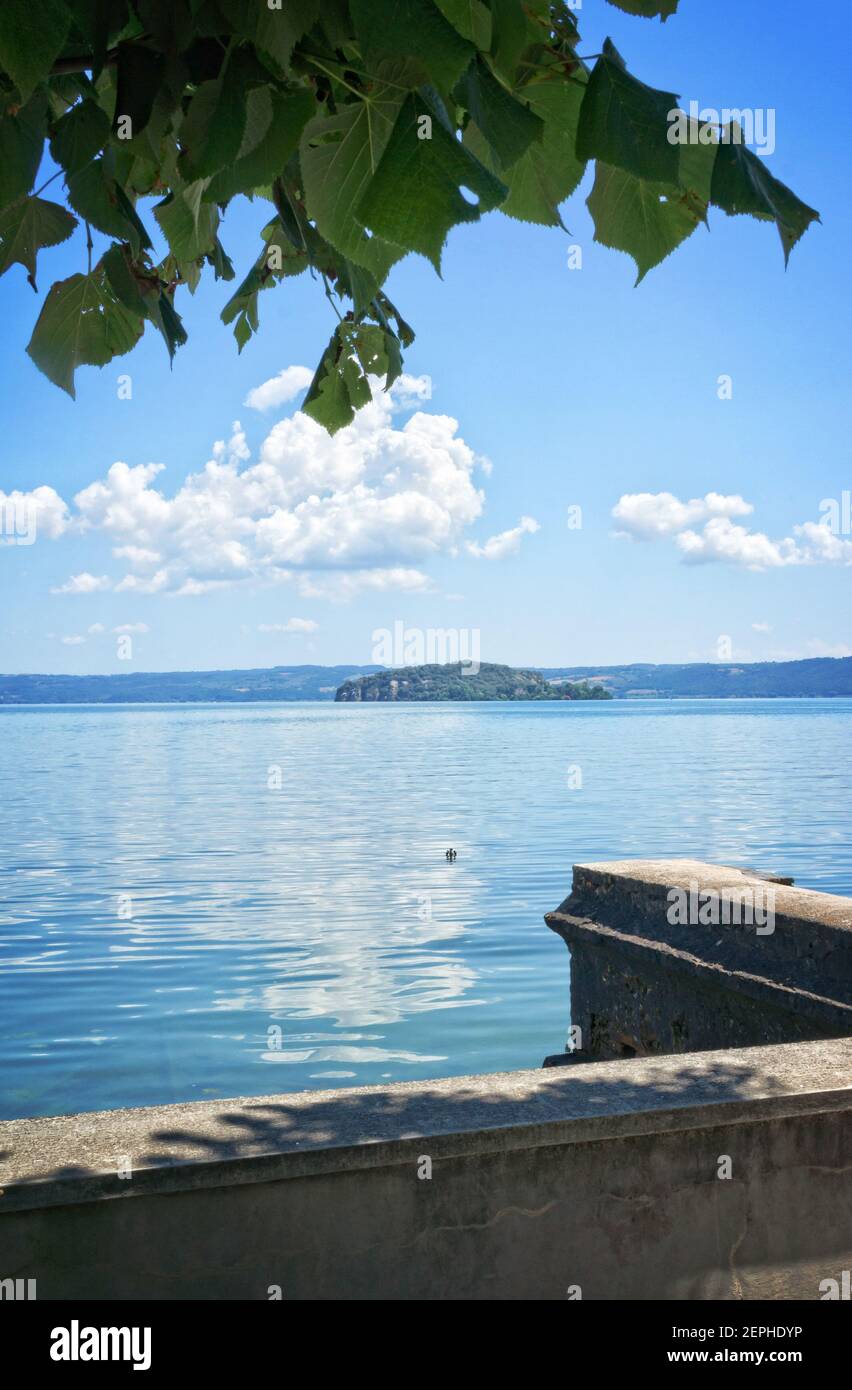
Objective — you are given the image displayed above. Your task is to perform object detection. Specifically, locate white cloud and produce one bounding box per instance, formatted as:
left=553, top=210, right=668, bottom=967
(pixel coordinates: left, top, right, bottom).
left=112, top=545, right=162, bottom=567
left=87, top=623, right=106, bottom=635
left=388, top=373, right=433, bottom=407
left=113, top=623, right=149, bottom=634
left=44, top=375, right=488, bottom=601
left=296, top=567, right=433, bottom=601
left=0, top=486, right=71, bottom=539
left=115, top=570, right=170, bottom=595
left=61, top=635, right=86, bottom=645
left=466, top=515, right=540, bottom=560
left=244, top=365, right=314, bottom=412
left=675, top=517, right=799, bottom=568
left=613, top=492, right=852, bottom=572
left=793, top=521, right=852, bottom=564
left=51, top=572, right=112, bottom=595
left=752, top=622, right=772, bottom=632
left=258, top=619, right=319, bottom=634
left=75, top=462, right=171, bottom=535
left=612, top=491, right=752, bottom=540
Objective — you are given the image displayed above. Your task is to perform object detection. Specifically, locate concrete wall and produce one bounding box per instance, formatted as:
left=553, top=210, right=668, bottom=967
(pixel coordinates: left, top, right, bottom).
left=546, top=860, right=852, bottom=1063
left=1, top=1039, right=851, bottom=1300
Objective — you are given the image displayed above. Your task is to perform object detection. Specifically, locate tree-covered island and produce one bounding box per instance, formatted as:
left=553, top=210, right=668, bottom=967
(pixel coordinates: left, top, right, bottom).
left=334, top=662, right=612, bottom=701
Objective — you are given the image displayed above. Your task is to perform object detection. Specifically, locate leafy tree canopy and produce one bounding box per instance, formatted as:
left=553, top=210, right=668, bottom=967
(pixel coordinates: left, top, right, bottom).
left=0, top=0, right=819, bottom=429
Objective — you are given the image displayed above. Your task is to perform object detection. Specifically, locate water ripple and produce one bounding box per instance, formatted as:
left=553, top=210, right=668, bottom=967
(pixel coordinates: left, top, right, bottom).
left=0, top=699, right=849, bottom=1118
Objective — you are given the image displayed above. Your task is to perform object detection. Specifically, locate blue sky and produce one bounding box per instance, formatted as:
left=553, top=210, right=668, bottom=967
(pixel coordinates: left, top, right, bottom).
left=1, top=0, right=850, bottom=675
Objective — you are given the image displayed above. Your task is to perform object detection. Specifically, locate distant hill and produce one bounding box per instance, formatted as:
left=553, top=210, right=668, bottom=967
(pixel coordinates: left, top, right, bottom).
left=0, top=665, right=380, bottom=705
left=0, top=656, right=849, bottom=704
left=335, top=663, right=611, bottom=702
left=538, top=657, right=852, bottom=699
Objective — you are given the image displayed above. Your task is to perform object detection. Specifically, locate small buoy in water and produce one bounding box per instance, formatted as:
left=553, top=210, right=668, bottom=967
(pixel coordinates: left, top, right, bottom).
left=445, top=848, right=457, bottom=861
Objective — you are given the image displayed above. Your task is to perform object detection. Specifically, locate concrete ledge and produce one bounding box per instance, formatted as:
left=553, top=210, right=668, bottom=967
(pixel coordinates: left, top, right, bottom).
left=2, top=1039, right=851, bottom=1213
left=546, top=860, right=852, bottom=1061
left=568, top=860, right=852, bottom=933
left=2, top=1039, right=851, bottom=1299
left=548, top=911, right=852, bottom=1033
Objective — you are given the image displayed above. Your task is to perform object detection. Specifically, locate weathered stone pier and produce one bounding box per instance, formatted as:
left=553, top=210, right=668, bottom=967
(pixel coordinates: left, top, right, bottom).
left=545, top=859, right=852, bottom=1064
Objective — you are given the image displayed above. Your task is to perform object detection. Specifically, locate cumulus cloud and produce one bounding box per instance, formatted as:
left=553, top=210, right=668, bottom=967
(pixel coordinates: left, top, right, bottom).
left=60, top=635, right=86, bottom=645
left=752, top=622, right=772, bottom=632
left=114, top=623, right=149, bottom=634
left=244, top=365, right=314, bottom=412
left=674, top=517, right=800, bottom=568
left=466, top=515, right=540, bottom=560
left=388, top=373, right=433, bottom=407
left=613, top=492, right=852, bottom=572
left=41, top=374, right=497, bottom=600
left=0, top=486, right=70, bottom=539
left=258, top=619, right=318, bottom=634
left=51, top=572, right=112, bottom=594
left=612, top=491, right=752, bottom=540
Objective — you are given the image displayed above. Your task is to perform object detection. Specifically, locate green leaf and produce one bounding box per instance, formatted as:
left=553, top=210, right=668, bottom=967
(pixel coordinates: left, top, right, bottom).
left=206, top=235, right=234, bottom=281
left=102, top=238, right=187, bottom=361
left=221, top=216, right=309, bottom=350
left=503, top=79, right=587, bottom=224
left=152, top=290, right=188, bottom=360
left=134, top=0, right=194, bottom=52
left=458, top=56, right=543, bottom=168
left=350, top=0, right=475, bottom=92
left=112, top=183, right=153, bottom=253
left=466, top=75, right=587, bottom=226
left=66, top=158, right=149, bottom=251
left=303, top=325, right=353, bottom=432
left=434, top=0, right=491, bottom=49
left=357, top=92, right=507, bottom=270
left=255, top=0, right=319, bottom=73
left=179, top=58, right=247, bottom=181
left=711, top=131, right=820, bottom=264
left=219, top=0, right=319, bottom=75
left=50, top=98, right=111, bottom=175
left=206, top=86, right=313, bottom=203
left=301, top=79, right=407, bottom=280
left=69, top=0, right=131, bottom=81
left=113, top=43, right=166, bottom=138
left=154, top=180, right=218, bottom=260
left=303, top=321, right=401, bottom=434
left=587, top=161, right=703, bottom=283
left=605, top=0, right=679, bottom=19
left=337, top=258, right=381, bottom=316
left=0, top=195, right=77, bottom=285
left=489, top=0, right=527, bottom=79
left=102, top=240, right=154, bottom=315
left=0, top=0, right=71, bottom=102
left=0, top=91, right=47, bottom=210
left=675, top=118, right=717, bottom=212
left=26, top=262, right=144, bottom=397
left=577, top=40, right=680, bottom=184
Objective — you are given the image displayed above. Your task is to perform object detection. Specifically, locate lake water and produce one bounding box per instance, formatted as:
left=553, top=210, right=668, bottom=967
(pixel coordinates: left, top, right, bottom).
left=1, top=698, right=850, bottom=1120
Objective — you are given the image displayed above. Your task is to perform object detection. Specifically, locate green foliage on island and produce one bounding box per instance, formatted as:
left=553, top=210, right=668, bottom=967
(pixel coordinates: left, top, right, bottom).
left=0, top=1, right=818, bottom=419
left=335, top=662, right=612, bottom=701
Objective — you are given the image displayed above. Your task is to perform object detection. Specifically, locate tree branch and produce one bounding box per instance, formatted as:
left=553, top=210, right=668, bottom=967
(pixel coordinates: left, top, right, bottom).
left=51, top=50, right=119, bottom=75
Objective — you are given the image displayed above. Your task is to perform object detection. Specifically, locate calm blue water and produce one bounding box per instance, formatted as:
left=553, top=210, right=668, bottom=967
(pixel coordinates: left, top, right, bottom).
left=0, top=698, right=850, bottom=1120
